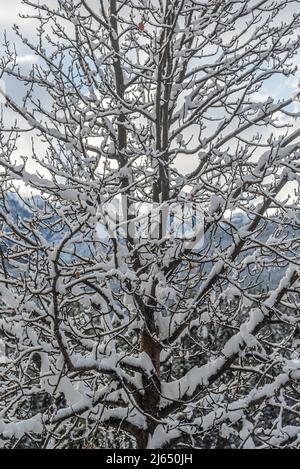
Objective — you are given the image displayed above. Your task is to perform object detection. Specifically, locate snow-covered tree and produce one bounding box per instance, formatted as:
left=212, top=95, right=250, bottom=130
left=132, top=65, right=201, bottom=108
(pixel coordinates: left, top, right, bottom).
left=0, top=0, right=300, bottom=449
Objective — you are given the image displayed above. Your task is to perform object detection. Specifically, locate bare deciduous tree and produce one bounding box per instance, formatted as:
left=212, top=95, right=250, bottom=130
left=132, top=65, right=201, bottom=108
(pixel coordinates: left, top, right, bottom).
left=0, top=0, right=300, bottom=449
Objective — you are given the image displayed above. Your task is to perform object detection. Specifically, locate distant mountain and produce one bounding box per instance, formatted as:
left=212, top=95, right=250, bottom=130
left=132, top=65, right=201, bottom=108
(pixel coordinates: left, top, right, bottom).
left=1, top=193, right=295, bottom=289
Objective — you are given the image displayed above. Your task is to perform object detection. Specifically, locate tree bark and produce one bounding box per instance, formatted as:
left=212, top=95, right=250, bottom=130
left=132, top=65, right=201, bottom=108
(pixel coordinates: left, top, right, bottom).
left=139, top=328, right=161, bottom=448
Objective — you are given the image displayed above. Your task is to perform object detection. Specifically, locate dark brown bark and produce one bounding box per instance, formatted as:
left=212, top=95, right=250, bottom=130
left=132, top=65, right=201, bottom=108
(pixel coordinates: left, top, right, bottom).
left=138, top=327, right=161, bottom=448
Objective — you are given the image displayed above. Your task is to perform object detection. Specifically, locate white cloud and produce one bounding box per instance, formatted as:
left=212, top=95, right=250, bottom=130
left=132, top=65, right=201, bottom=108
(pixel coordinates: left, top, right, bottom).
left=0, top=0, right=35, bottom=29
left=16, top=54, right=39, bottom=65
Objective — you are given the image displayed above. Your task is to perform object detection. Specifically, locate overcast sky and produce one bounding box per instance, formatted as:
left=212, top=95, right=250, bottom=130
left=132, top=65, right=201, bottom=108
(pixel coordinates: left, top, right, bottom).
left=0, top=0, right=299, bottom=188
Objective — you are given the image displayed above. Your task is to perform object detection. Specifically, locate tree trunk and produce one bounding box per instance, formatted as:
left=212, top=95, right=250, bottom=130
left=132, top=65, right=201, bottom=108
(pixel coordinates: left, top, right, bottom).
left=138, top=328, right=161, bottom=448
